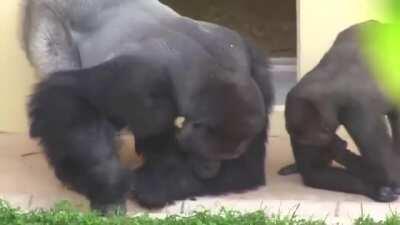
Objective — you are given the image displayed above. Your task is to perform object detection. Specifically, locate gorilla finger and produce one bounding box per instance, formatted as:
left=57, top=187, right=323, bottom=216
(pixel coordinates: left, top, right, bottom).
left=278, top=163, right=298, bottom=176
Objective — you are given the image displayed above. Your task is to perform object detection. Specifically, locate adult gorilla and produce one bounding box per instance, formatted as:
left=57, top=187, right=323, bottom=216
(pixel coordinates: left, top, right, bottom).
left=22, top=0, right=273, bottom=214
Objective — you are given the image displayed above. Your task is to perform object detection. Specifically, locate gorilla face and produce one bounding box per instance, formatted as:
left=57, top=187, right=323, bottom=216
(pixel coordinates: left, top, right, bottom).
left=177, top=120, right=253, bottom=160
left=174, top=75, right=266, bottom=161
left=285, top=97, right=336, bottom=147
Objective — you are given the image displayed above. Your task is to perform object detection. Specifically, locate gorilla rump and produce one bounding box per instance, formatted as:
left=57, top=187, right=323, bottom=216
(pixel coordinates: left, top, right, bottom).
left=24, top=0, right=273, bottom=214
left=281, top=20, right=400, bottom=202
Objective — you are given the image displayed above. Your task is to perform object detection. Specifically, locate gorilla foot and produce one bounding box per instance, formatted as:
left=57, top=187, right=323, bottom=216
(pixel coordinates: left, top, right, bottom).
left=130, top=192, right=172, bottom=209
left=278, top=163, right=298, bottom=176
left=90, top=201, right=127, bottom=216
left=369, top=186, right=398, bottom=202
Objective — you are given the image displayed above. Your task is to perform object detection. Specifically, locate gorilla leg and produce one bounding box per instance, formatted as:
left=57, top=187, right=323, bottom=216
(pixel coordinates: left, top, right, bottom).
left=38, top=119, right=131, bottom=214
left=338, top=107, right=398, bottom=200
left=382, top=111, right=400, bottom=193
left=388, top=111, right=400, bottom=154
left=333, top=145, right=400, bottom=195
left=280, top=133, right=394, bottom=187
left=292, top=141, right=396, bottom=202
left=303, top=169, right=395, bottom=201
left=340, top=107, right=395, bottom=186
left=29, top=84, right=130, bottom=214
left=279, top=134, right=360, bottom=176
left=330, top=135, right=397, bottom=191
left=333, top=145, right=365, bottom=176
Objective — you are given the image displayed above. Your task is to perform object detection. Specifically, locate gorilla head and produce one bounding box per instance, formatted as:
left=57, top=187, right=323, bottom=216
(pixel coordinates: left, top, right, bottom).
left=177, top=80, right=266, bottom=160
left=285, top=96, right=335, bottom=147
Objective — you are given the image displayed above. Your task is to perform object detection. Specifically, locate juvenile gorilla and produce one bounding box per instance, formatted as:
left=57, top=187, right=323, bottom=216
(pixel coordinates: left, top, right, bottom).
left=281, top=20, right=400, bottom=202
left=25, top=0, right=273, bottom=214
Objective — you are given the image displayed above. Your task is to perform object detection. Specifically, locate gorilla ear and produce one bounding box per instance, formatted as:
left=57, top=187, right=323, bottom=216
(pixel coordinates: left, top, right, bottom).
left=174, top=116, right=186, bottom=129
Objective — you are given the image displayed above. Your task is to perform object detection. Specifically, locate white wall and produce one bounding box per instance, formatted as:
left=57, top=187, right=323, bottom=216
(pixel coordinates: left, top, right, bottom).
left=298, top=0, right=386, bottom=77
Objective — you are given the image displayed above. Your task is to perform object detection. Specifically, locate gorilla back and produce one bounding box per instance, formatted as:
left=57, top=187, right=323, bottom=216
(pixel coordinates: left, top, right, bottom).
left=22, top=0, right=271, bottom=160
left=22, top=0, right=181, bottom=74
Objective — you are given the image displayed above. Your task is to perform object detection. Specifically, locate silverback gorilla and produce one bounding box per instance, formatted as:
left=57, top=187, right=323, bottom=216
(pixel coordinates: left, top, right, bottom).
left=23, top=0, right=273, bottom=214
left=281, top=20, right=400, bottom=202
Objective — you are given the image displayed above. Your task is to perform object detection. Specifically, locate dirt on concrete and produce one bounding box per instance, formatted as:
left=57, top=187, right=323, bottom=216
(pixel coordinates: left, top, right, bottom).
left=161, top=0, right=296, bottom=57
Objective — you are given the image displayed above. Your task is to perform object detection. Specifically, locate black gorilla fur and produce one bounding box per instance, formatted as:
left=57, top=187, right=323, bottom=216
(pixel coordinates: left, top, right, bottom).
left=280, top=20, right=400, bottom=202
left=29, top=50, right=272, bottom=212
left=132, top=127, right=267, bottom=209
left=23, top=0, right=273, bottom=214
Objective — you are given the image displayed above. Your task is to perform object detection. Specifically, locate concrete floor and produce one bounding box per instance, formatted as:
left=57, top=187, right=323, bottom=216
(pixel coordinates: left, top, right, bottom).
left=0, top=111, right=399, bottom=225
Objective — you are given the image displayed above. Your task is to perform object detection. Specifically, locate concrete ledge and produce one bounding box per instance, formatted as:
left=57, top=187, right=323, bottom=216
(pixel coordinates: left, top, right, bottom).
left=2, top=192, right=396, bottom=225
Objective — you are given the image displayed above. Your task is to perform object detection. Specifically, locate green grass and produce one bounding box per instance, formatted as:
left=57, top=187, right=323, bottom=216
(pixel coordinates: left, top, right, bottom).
left=0, top=199, right=399, bottom=225
left=355, top=215, right=400, bottom=225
